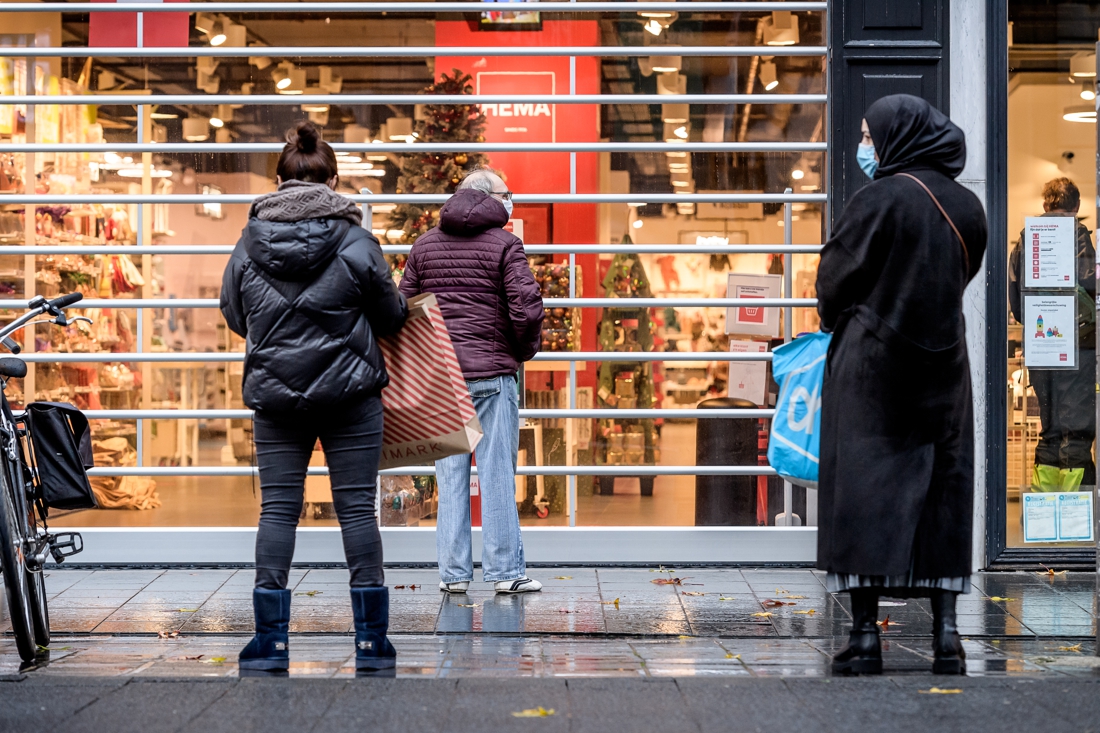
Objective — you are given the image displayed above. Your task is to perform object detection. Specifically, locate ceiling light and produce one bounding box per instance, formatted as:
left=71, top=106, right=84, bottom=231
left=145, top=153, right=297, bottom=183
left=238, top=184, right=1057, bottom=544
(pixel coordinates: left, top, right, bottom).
left=387, top=117, right=414, bottom=141
left=319, top=66, right=343, bottom=94
left=791, top=168, right=805, bottom=180
left=194, top=13, right=216, bottom=34
left=182, top=117, right=210, bottom=142
left=1063, top=105, right=1096, bottom=123
left=764, top=10, right=799, bottom=46
left=662, top=103, right=689, bottom=124
left=1070, top=52, right=1096, bottom=78
left=673, top=126, right=688, bottom=139
left=222, top=21, right=247, bottom=47
left=1081, top=84, right=1096, bottom=101
left=301, top=89, right=330, bottom=113
left=672, top=180, right=690, bottom=187
left=367, top=155, right=389, bottom=162
left=628, top=202, right=646, bottom=207
left=665, top=151, right=687, bottom=158
left=249, top=56, right=273, bottom=70
left=644, top=19, right=663, bottom=36
left=650, top=55, right=682, bottom=74
left=209, top=116, right=224, bottom=128
left=632, top=219, right=644, bottom=229
left=638, top=11, right=674, bottom=19
left=118, top=167, right=173, bottom=179
left=760, top=61, right=779, bottom=91
left=657, top=71, right=686, bottom=96
left=274, top=63, right=305, bottom=95
left=669, top=163, right=689, bottom=171
left=208, top=19, right=227, bottom=46
left=149, top=112, right=178, bottom=120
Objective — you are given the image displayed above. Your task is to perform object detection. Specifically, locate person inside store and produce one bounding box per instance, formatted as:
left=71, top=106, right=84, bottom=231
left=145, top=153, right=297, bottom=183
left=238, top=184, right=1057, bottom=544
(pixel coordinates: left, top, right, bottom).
left=399, top=167, right=545, bottom=595
left=1008, top=177, right=1096, bottom=492
left=220, top=120, right=408, bottom=676
left=815, top=94, right=989, bottom=675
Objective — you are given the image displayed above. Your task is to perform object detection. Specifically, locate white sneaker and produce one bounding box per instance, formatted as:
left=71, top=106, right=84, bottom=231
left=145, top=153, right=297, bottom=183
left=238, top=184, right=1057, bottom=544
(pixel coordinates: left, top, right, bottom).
left=439, top=581, right=469, bottom=593
left=494, top=577, right=543, bottom=594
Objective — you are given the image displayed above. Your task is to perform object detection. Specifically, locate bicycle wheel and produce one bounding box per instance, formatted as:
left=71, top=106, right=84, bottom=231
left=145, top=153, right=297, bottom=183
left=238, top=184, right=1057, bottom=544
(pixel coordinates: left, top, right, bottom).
left=0, top=463, right=36, bottom=662
left=28, top=566, right=49, bottom=648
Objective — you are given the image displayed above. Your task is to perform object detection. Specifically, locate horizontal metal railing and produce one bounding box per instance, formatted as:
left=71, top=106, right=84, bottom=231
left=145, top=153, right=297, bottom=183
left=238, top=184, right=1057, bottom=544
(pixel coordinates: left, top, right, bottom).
left=79, top=409, right=774, bottom=419
left=0, top=244, right=825, bottom=256
left=85, top=465, right=779, bottom=477
left=3, top=93, right=825, bottom=106
left=16, top=351, right=777, bottom=363
left=0, top=193, right=827, bottom=205
left=4, top=45, right=826, bottom=59
left=0, top=2, right=828, bottom=14
left=0, top=142, right=828, bottom=154
left=0, top=297, right=815, bottom=308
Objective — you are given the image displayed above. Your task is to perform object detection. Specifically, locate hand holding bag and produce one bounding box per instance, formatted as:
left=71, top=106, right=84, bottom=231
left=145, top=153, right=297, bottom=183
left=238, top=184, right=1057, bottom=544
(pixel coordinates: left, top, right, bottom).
left=378, top=293, right=483, bottom=468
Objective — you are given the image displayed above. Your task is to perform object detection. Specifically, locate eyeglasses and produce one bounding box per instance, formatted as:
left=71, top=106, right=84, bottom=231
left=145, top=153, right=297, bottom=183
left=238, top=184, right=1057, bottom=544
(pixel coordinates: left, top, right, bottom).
left=491, top=190, right=514, bottom=202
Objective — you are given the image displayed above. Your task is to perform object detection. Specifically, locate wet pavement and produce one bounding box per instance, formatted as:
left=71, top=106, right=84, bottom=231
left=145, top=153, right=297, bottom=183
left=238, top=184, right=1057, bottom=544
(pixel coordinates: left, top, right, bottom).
left=1, top=567, right=1097, bottom=679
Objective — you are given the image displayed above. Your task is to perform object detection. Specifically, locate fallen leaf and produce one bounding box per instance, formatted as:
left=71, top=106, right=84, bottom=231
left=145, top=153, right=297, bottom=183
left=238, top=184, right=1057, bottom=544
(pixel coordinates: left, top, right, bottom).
left=393, top=585, right=422, bottom=590
left=457, top=603, right=479, bottom=608
left=990, top=597, right=1016, bottom=602
left=681, top=591, right=705, bottom=597
left=408, top=584, right=421, bottom=590
left=202, top=656, right=227, bottom=665
left=36, top=645, right=71, bottom=652
left=652, top=577, right=689, bottom=586
left=751, top=612, right=774, bottom=618
left=779, top=594, right=807, bottom=600
left=157, top=631, right=180, bottom=639
left=774, top=588, right=788, bottom=594
left=718, top=596, right=738, bottom=601
left=552, top=576, right=573, bottom=580
left=512, top=707, right=555, bottom=718
left=879, top=601, right=907, bottom=607
left=920, top=688, right=962, bottom=695
left=725, top=653, right=741, bottom=660
left=677, top=635, right=694, bottom=639
left=558, top=608, right=576, bottom=614
left=295, top=590, right=323, bottom=597
left=761, top=599, right=796, bottom=608
left=649, top=566, right=668, bottom=573
left=877, top=615, right=902, bottom=630
left=1057, top=644, right=1083, bottom=653
left=178, top=654, right=204, bottom=661
left=793, top=609, right=817, bottom=616
left=394, top=585, right=406, bottom=589
left=177, top=608, right=199, bottom=613
left=1039, top=564, right=1067, bottom=578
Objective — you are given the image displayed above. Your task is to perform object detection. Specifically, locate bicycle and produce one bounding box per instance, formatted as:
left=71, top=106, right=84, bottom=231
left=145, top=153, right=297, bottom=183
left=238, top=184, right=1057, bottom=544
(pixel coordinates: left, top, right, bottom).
left=0, top=293, right=91, bottom=663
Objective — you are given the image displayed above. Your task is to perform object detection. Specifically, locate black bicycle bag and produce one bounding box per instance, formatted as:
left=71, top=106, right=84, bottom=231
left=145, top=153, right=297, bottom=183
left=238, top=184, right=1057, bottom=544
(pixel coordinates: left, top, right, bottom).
left=24, top=402, right=97, bottom=511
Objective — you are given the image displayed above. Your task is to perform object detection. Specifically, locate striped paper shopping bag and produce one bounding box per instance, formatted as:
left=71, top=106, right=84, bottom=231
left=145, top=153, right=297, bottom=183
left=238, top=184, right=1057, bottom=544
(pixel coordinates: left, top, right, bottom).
left=377, top=293, right=483, bottom=468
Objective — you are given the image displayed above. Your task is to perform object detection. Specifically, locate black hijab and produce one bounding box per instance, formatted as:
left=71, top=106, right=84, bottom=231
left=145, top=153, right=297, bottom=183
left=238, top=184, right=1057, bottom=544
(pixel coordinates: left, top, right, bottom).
left=865, top=94, right=966, bottom=180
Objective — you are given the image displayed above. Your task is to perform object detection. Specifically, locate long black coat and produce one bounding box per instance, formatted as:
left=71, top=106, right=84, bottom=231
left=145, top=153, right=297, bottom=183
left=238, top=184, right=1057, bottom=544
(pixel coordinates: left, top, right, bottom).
left=815, top=169, right=988, bottom=579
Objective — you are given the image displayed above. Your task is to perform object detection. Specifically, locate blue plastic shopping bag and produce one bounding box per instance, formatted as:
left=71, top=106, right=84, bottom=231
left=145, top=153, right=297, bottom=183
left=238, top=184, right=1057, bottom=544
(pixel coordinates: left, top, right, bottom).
left=767, top=331, right=831, bottom=488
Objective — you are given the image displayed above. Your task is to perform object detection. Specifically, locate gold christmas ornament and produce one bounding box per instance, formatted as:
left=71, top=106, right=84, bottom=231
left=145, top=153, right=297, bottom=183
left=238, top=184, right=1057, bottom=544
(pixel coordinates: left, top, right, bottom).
left=454, top=153, right=468, bottom=165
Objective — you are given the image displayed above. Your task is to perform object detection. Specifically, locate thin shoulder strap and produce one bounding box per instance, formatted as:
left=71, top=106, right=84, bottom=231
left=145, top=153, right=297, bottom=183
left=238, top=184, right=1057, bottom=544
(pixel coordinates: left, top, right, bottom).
left=895, top=172, right=970, bottom=274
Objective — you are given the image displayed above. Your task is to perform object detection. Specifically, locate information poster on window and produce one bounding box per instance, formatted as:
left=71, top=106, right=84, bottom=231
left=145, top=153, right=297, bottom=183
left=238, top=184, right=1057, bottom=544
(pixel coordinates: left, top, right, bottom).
left=1024, top=216, right=1076, bottom=288
left=1023, top=492, right=1095, bottom=543
left=726, top=273, right=782, bottom=337
left=1023, top=295, right=1077, bottom=368
left=727, top=340, right=769, bottom=407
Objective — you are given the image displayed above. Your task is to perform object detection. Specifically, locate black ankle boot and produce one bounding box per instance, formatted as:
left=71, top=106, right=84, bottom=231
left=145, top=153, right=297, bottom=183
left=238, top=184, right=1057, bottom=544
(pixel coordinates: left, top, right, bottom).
left=931, top=590, right=966, bottom=675
left=350, top=587, right=397, bottom=678
left=832, top=589, right=883, bottom=675
left=238, top=589, right=291, bottom=676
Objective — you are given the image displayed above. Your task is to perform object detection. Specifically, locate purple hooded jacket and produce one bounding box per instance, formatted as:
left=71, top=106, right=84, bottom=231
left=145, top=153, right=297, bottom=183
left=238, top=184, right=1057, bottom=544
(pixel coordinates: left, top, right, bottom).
left=399, top=189, right=544, bottom=380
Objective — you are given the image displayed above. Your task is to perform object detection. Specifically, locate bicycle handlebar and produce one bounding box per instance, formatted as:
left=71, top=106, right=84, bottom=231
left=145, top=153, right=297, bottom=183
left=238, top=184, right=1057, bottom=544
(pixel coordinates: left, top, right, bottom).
left=48, top=292, right=83, bottom=310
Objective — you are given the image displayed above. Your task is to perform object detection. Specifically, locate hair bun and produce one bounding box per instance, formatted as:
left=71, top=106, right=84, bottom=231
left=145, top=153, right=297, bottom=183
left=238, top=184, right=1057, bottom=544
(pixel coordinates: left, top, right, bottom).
left=288, top=120, right=321, bottom=154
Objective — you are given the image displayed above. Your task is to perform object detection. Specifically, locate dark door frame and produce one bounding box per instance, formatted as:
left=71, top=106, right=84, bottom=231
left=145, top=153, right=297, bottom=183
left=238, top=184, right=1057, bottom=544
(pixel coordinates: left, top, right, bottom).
left=983, top=0, right=1097, bottom=569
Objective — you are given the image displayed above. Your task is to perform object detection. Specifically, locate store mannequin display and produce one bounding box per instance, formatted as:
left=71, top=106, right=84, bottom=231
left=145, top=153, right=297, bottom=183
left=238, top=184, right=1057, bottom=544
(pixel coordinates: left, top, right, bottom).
left=815, top=95, right=988, bottom=675
left=1008, top=178, right=1096, bottom=491
left=220, top=120, right=408, bottom=677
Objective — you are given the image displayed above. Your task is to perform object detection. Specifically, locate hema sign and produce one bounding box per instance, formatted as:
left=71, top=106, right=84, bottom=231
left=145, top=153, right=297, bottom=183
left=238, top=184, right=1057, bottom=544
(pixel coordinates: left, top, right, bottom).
left=477, top=72, right=556, bottom=142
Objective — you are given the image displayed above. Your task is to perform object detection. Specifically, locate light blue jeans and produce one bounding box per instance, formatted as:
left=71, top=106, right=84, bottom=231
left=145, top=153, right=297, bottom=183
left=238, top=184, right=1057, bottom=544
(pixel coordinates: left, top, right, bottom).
left=436, top=375, right=526, bottom=583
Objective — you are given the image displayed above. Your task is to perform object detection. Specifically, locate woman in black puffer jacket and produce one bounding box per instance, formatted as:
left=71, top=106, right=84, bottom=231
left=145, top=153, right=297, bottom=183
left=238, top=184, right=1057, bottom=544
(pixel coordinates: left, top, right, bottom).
left=221, top=120, right=407, bottom=677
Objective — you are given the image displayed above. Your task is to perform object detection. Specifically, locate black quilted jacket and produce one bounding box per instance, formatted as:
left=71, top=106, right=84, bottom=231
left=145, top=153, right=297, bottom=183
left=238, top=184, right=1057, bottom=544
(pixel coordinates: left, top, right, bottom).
left=220, top=207, right=407, bottom=415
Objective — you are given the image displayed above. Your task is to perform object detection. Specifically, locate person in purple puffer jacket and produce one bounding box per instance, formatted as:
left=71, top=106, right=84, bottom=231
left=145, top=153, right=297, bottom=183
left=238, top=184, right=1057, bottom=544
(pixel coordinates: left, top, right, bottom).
left=399, top=168, right=545, bottom=595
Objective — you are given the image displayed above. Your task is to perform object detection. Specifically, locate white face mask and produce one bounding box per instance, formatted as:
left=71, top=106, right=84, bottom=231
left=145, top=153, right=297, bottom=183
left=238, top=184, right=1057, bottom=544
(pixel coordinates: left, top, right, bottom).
left=502, top=198, right=514, bottom=218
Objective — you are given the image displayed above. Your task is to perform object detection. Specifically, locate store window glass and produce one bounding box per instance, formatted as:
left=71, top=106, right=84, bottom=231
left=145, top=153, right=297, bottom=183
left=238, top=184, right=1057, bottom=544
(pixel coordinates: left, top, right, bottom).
left=1005, top=1, right=1098, bottom=547
left=0, top=6, right=825, bottom=532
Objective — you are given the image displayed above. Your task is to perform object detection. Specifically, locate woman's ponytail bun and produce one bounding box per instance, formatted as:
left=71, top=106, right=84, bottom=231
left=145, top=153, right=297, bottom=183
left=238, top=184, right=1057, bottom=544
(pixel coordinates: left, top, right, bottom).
left=277, top=120, right=337, bottom=183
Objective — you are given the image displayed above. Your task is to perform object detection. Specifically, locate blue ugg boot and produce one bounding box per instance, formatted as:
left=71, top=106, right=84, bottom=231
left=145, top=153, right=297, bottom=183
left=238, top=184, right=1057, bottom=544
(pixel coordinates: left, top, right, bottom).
left=350, top=586, right=397, bottom=677
left=238, top=589, right=291, bottom=675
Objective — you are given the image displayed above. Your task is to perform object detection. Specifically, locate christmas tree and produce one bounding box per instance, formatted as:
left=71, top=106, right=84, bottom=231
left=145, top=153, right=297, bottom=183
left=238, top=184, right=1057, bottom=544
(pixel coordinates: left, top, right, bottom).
left=386, top=69, right=490, bottom=244
left=595, top=236, right=660, bottom=495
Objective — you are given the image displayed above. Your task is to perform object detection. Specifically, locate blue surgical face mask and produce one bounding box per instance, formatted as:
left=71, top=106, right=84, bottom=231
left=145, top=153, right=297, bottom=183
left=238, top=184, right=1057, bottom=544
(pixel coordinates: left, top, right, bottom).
left=857, top=143, right=878, bottom=179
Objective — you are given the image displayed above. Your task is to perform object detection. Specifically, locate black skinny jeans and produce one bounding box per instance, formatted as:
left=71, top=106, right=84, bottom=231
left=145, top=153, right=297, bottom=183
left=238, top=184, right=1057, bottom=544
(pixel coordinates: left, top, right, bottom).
left=253, top=398, right=384, bottom=590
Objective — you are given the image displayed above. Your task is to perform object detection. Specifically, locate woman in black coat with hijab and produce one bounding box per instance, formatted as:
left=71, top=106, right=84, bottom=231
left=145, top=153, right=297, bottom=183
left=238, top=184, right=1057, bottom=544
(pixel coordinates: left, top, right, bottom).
left=815, top=94, right=988, bottom=675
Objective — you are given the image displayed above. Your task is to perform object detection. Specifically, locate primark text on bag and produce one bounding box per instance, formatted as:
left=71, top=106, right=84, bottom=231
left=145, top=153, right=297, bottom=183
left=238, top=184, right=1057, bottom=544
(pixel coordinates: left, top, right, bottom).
left=767, top=331, right=830, bottom=488
left=378, top=293, right=483, bottom=468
